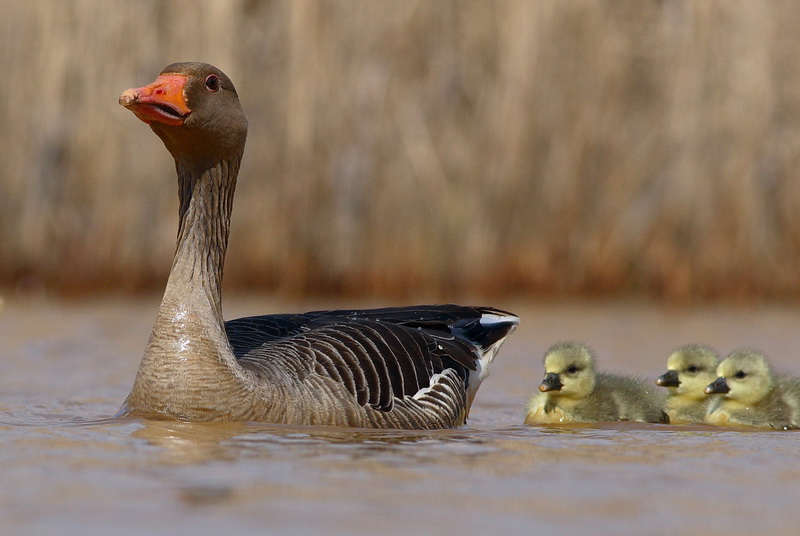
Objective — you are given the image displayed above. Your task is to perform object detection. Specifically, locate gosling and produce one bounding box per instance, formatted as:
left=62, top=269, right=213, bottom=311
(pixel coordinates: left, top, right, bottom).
left=704, top=349, right=800, bottom=430
left=525, top=342, right=669, bottom=425
left=655, top=344, right=720, bottom=424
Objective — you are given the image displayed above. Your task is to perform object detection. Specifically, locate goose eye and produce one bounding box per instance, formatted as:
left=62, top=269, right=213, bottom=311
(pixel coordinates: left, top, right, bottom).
left=734, top=370, right=747, bottom=379
left=687, top=366, right=698, bottom=373
left=566, top=366, right=579, bottom=374
left=205, top=74, right=220, bottom=92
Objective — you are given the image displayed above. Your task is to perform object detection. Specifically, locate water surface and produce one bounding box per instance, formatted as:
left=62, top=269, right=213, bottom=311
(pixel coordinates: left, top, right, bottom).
left=2, top=297, right=800, bottom=535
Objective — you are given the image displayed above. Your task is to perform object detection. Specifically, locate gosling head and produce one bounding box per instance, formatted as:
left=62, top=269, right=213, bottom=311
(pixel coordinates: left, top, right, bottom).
left=705, top=349, right=775, bottom=406
left=539, top=342, right=597, bottom=400
left=656, top=345, right=720, bottom=400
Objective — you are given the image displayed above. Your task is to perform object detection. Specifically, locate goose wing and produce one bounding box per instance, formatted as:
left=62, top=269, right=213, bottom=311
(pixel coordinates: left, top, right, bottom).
left=224, top=305, right=518, bottom=412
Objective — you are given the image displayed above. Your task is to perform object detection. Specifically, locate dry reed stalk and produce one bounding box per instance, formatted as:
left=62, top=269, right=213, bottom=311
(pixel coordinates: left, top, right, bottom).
left=3, top=0, right=800, bottom=302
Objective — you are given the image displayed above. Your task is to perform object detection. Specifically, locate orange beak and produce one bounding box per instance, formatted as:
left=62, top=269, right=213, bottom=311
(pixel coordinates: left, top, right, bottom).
left=119, top=74, right=191, bottom=127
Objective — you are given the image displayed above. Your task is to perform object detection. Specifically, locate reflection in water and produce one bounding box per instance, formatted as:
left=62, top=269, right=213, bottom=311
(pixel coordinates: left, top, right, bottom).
left=130, top=419, right=252, bottom=464
left=129, top=417, right=505, bottom=465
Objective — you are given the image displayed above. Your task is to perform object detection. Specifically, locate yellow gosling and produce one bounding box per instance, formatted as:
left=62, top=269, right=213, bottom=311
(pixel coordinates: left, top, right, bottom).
left=525, top=342, right=668, bottom=425
left=704, top=349, right=800, bottom=430
left=655, top=344, right=720, bottom=424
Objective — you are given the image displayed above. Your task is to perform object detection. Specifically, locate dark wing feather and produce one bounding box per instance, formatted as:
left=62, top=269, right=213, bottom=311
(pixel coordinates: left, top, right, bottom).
left=308, top=333, right=362, bottom=403
left=224, top=305, right=516, bottom=413
left=326, top=323, right=387, bottom=408
left=223, top=314, right=308, bottom=352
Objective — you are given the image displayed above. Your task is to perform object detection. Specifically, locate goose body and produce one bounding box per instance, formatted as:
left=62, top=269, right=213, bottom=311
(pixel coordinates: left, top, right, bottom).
left=118, top=62, right=517, bottom=428
left=655, top=345, right=720, bottom=424
left=525, top=342, right=668, bottom=424
left=704, top=350, right=800, bottom=430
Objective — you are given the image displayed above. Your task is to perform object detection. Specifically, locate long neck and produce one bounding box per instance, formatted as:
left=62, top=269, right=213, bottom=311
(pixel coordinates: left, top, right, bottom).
left=125, top=152, right=245, bottom=418
left=158, top=153, right=241, bottom=350
left=169, top=154, right=239, bottom=319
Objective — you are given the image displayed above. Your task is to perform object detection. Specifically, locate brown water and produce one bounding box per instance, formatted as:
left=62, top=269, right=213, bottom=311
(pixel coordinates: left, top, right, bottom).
left=2, top=296, right=800, bottom=535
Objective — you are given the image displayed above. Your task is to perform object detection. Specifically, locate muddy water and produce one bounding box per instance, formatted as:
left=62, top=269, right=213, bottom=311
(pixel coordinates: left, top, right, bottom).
left=2, top=296, right=800, bottom=535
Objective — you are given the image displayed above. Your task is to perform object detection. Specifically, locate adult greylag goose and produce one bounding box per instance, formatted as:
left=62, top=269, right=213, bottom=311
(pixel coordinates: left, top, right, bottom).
left=525, top=342, right=668, bottom=424
left=117, top=62, right=518, bottom=429
left=704, top=349, right=800, bottom=430
left=655, top=344, right=720, bottom=424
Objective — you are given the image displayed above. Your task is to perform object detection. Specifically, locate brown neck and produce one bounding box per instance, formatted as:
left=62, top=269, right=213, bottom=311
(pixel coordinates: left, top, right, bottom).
left=168, top=154, right=240, bottom=319
left=124, top=151, right=244, bottom=417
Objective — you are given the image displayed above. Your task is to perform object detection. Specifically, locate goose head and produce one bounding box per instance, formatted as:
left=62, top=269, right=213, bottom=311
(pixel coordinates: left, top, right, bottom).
left=119, top=62, right=248, bottom=163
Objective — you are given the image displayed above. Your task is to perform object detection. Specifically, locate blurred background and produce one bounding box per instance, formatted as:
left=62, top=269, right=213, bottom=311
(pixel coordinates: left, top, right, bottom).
left=4, top=0, right=800, bottom=303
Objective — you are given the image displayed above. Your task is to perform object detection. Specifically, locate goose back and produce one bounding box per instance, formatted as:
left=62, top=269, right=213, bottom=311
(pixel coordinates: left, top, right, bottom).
left=224, top=305, right=518, bottom=428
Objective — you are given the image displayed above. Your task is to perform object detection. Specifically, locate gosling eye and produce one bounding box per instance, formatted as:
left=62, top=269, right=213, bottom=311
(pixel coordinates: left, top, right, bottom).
left=205, top=74, right=221, bottom=92
left=686, top=366, right=699, bottom=373
left=566, top=365, right=579, bottom=374
left=734, top=370, right=747, bottom=379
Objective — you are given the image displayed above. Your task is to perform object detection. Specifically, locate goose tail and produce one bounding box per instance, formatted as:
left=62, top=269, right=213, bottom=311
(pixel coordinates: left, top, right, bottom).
left=454, top=306, right=519, bottom=364
left=457, top=307, right=519, bottom=409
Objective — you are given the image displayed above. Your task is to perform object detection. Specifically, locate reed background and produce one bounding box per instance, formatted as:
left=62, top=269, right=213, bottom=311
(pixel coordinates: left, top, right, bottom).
left=4, top=0, right=800, bottom=302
